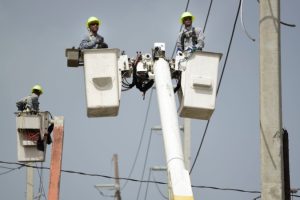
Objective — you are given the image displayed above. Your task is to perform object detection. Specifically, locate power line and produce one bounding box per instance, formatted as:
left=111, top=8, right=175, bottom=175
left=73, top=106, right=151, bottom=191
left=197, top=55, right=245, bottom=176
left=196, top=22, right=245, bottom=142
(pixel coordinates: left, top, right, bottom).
left=136, top=130, right=153, bottom=200
left=203, top=0, right=213, bottom=33
left=35, top=163, right=47, bottom=200
left=0, top=165, right=24, bottom=176
left=151, top=172, right=168, bottom=199
left=0, top=160, right=265, bottom=195
left=121, top=88, right=154, bottom=190
left=189, top=0, right=242, bottom=175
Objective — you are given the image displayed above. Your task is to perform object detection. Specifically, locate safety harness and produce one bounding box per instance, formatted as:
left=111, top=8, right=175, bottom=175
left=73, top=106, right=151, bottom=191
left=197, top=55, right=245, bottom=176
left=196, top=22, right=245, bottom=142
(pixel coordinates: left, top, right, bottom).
left=180, top=27, right=198, bottom=51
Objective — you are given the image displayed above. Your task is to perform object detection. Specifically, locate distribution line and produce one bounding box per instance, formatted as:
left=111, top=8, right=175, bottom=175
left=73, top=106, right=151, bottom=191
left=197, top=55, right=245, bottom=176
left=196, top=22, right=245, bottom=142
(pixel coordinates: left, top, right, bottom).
left=121, top=88, right=154, bottom=190
left=0, top=165, right=23, bottom=176
left=136, top=130, right=153, bottom=200
left=189, top=0, right=242, bottom=175
left=0, top=160, right=264, bottom=195
left=35, top=163, right=47, bottom=200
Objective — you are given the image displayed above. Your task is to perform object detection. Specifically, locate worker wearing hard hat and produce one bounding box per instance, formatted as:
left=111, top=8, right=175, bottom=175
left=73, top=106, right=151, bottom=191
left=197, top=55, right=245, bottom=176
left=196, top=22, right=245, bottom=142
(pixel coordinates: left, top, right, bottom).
left=16, top=84, right=43, bottom=112
left=79, top=16, right=108, bottom=49
left=176, top=12, right=205, bottom=53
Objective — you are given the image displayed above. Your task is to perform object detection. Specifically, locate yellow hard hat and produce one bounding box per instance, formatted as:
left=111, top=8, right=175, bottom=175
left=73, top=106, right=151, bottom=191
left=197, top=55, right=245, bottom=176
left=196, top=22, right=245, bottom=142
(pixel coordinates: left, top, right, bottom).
left=86, top=16, right=101, bottom=28
left=32, top=84, right=43, bottom=94
left=180, top=11, right=195, bottom=24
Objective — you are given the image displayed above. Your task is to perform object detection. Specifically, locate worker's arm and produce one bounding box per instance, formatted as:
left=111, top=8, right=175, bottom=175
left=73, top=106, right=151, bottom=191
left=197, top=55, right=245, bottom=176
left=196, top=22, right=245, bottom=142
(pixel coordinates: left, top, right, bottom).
left=79, top=35, right=103, bottom=49
left=195, top=27, right=205, bottom=50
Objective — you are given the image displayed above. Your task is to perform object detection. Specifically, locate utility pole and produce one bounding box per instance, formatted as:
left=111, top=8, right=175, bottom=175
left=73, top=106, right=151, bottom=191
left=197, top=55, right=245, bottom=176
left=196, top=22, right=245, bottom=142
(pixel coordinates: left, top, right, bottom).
left=95, top=154, right=121, bottom=200
left=260, top=1, right=285, bottom=200
left=26, top=162, right=34, bottom=200
left=113, top=154, right=121, bottom=200
left=48, top=116, right=65, bottom=200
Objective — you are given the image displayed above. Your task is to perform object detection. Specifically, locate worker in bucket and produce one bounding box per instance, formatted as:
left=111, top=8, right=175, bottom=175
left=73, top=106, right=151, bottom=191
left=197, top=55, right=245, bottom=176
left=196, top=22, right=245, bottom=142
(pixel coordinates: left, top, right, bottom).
left=16, top=84, right=43, bottom=112
left=16, top=85, right=53, bottom=148
left=176, top=11, right=205, bottom=53
left=79, top=16, right=108, bottom=49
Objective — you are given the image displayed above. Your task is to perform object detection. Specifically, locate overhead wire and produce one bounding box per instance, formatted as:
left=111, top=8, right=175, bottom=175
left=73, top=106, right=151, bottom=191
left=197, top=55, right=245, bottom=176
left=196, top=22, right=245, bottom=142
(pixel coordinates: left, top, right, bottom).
left=120, top=88, right=154, bottom=190
left=151, top=172, right=168, bottom=199
left=241, top=0, right=256, bottom=41
left=190, top=0, right=242, bottom=174
left=256, top=0, right=296, bottom=27
left=35, top=163, right=47, bottom=200
left=136, top=130, right=153, bottom=200
left=0, top=160, right=265, bottom=195
left=0, top=165, right=24, bottom=176
left=143, top=169, right=152, bottom=200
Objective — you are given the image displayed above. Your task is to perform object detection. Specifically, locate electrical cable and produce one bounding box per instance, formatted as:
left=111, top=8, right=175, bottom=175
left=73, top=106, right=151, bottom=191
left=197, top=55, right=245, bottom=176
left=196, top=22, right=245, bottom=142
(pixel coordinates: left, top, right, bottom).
left=256, top=0, right=296, bottom=27
left=189, top=0, right=242, bottom=174
left=136, top=130, right=153, bottom=200
left=151, top=172, right=168, bottom=199
left=241, top=0, right=256, bottom=41
left=203, top=0, right=213, bottom=33
left=143, top=169, right=151, bottom=200
left=120, top=88, right=154, bottom=190
left=0, top=165, right=24, bottom=176
left=0, top=160, right=289, bottom=195
left=35, top=163, right=47, bottom=200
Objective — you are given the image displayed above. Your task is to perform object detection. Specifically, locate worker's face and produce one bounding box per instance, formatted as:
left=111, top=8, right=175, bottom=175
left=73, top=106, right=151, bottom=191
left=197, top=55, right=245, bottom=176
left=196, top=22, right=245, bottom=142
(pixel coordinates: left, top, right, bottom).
left=89, top=21, right=99, bottom=33
left=183, top=17, right=192, bottom=27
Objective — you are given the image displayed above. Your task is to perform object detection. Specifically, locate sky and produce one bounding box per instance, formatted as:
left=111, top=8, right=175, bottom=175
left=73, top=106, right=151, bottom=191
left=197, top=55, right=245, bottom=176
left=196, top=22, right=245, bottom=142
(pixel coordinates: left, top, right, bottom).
left=0, top=0, right=300, bottom=200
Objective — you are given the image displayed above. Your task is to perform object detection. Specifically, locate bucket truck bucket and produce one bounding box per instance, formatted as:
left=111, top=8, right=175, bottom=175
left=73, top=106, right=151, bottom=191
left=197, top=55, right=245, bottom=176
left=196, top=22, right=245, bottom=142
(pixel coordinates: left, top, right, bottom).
left=178, top=51, right=222, bottom=120
left=16, top=112, right=50, bottom=162
left=83, top=49, right=121, bottom=117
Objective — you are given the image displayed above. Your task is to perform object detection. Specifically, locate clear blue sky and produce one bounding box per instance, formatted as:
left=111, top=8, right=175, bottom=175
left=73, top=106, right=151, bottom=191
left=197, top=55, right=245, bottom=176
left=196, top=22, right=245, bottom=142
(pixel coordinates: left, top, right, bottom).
left=1, top=0, right=299, bottom=199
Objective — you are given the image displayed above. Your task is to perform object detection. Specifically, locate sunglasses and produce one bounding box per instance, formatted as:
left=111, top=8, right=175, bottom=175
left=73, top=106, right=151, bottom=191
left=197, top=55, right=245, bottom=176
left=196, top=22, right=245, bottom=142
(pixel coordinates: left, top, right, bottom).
left=89, top=22, right=99, bottom=26
left=183, top=17, right=192, bottom=21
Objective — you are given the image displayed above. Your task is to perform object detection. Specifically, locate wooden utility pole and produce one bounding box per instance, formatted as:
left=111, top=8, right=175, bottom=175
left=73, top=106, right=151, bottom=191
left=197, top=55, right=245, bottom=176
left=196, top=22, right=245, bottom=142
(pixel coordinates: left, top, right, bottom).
left=260, top=1, right=285, bottom=200
left=113, top=154, right=121, bottom=200
left=48, top=116, right=64, bottom=200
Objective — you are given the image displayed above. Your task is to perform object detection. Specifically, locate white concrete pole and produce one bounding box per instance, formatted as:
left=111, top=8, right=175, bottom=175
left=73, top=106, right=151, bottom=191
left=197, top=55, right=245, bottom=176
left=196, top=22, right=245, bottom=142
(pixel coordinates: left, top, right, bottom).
left=26, top=162, right=34, bottom=200
left=260, top=0, right=284, bottom=200
left=154, top=58, right=193, bottom=200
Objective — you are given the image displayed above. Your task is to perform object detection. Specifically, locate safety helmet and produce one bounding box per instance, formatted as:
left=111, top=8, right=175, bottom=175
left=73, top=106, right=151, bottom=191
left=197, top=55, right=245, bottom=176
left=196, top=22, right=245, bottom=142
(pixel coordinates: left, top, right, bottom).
left=180, top=11, right=195, bottom=24
left=32, top=84, right=43, bottom=94
left=86, top=16, right=101, bottom=28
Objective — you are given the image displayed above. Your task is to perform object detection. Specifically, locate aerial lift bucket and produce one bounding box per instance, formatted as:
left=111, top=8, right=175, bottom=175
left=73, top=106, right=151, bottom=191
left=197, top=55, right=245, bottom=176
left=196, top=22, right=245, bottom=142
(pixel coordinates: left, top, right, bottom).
left=16, top=112, right=50, bottom=162
left=178, top=51, right=222, bottom=120
left=82, top=49, right=121, bottom=117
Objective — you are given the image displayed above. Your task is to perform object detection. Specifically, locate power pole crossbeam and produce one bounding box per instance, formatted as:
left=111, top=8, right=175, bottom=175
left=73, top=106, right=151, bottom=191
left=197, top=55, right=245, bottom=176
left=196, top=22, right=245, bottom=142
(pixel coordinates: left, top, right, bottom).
left=154, top=58, right=193, bottom=200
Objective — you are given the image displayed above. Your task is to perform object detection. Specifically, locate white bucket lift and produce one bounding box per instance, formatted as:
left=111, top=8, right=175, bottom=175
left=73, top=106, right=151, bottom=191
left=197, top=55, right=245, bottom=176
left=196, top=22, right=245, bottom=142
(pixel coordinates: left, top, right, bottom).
left=83, top=49, right=121, bottom=117
left=16, top=112, right=50, bottom=162
left=177, top=51, right=222, bottom=120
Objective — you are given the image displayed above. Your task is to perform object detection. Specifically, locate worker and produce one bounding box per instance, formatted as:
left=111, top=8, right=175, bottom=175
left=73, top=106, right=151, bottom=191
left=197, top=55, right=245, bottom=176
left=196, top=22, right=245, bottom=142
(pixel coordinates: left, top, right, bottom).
left=16, top=84, right=43, bottom=112
left=79, top=16, right=108, bottom=49
left=16, top=85, right=53, bottom=149
left=176, top=12, right=205, bottom=53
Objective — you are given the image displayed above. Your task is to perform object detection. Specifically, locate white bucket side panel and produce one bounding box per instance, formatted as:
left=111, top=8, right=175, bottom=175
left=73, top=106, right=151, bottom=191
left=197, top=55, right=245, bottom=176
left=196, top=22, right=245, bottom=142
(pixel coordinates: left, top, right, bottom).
left=83, top=49, right=120, bottom=117
left=179, top=52, right=221, bottom=120
left=16, top=112, right=49, bottom=162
